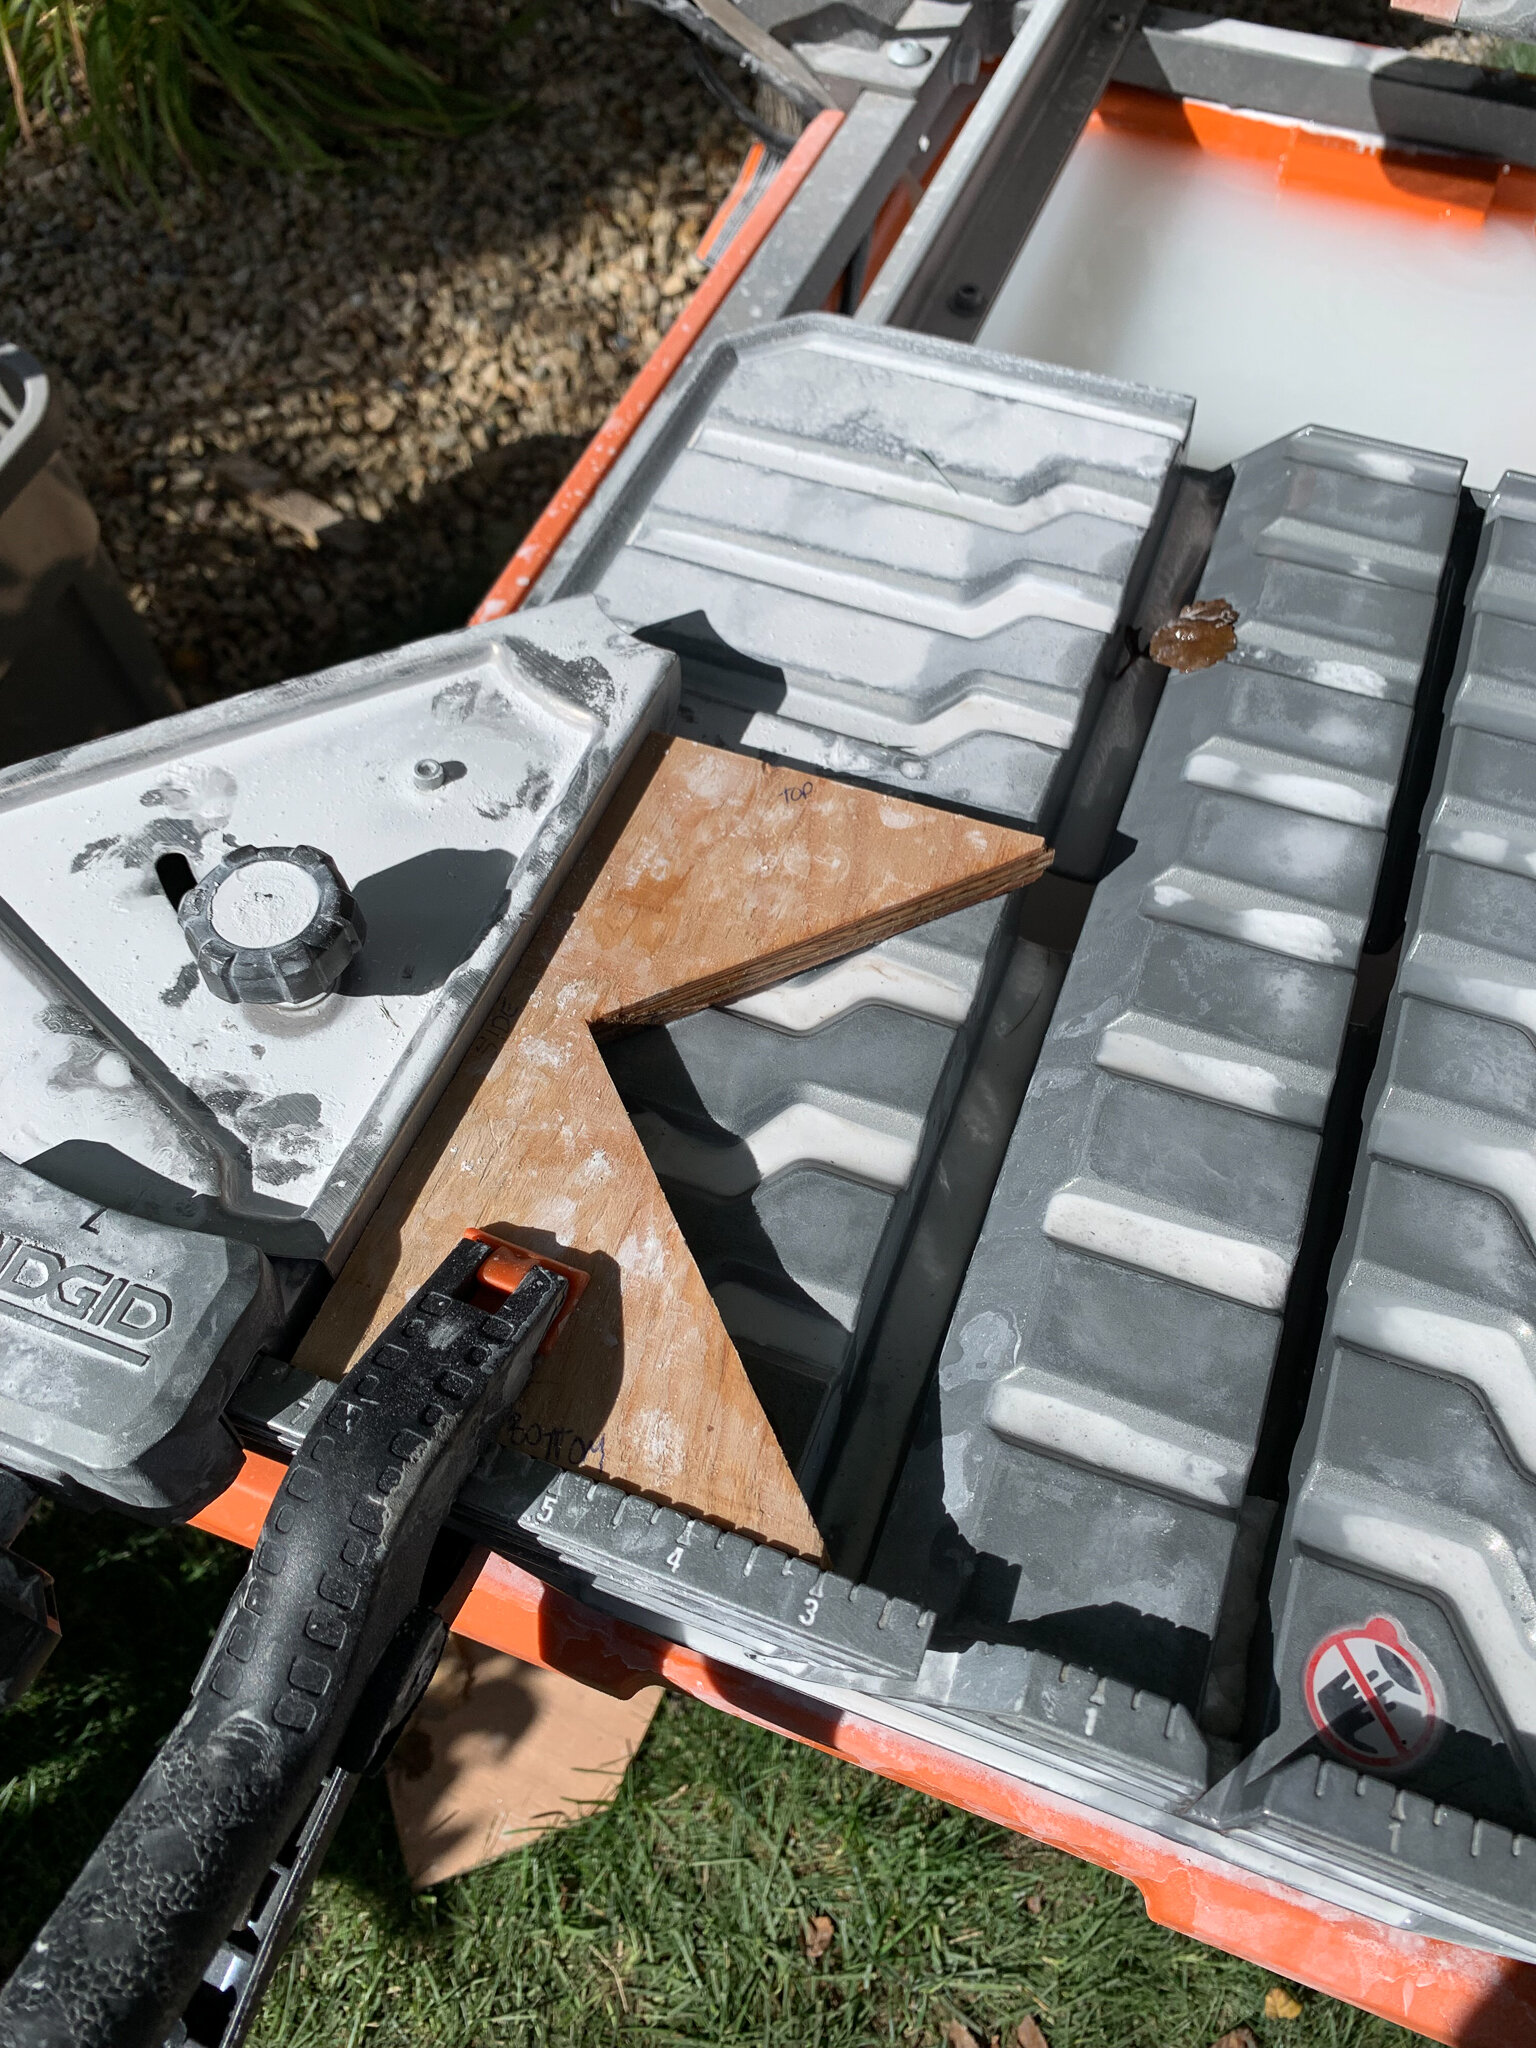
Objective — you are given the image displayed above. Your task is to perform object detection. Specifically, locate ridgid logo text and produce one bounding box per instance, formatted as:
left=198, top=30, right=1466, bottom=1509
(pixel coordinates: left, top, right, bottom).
left=0, top=1234, right=173, bottom=1365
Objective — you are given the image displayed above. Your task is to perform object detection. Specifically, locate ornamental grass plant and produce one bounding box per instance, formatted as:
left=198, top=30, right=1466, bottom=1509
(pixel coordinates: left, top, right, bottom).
left=0, top=0, right=509, bottom=192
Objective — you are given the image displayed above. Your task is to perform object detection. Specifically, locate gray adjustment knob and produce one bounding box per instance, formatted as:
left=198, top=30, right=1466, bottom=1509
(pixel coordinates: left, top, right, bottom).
left=178, top=844, right=364, bottom=1005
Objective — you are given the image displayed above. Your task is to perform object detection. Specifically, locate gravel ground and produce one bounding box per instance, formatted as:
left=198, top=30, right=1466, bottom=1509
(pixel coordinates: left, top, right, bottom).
left=0, top=1, right=740, bottom=703
left=0, top=0, right=1511, bottom=706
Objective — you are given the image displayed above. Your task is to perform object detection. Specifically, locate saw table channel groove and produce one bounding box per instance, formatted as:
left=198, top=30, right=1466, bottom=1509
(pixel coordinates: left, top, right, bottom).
left=297, top=734, right=1050, bottom=1560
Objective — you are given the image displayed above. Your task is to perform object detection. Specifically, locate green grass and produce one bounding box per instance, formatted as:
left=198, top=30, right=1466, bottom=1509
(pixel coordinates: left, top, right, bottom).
left=0, top=0, right=504, bottom=193
left=0, top=1507, right=1432, bottom=2048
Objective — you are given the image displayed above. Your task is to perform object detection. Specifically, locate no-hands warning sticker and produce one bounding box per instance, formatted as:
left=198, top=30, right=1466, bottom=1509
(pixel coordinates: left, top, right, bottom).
left=1303, top=1616, right=1442, bottom=1770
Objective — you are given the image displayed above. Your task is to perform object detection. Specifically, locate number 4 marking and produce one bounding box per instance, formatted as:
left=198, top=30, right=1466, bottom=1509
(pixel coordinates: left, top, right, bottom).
left=666, top=1546, right=685, bottom=1573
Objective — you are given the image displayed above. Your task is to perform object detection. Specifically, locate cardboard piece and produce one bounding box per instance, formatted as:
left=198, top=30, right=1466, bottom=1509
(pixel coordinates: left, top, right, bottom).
left=387, top=1635, right=661, bottom=1888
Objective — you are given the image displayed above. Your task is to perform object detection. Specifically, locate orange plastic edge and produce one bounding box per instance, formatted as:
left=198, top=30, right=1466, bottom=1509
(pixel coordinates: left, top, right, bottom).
left=194, top=1452, right=1536, bottom=2047
left=462, top=1225, right=590, bottom=1350
left=471, top=106, right=844, bottom=624
left=1092, top=81, right=1533, bottom=229
left=694, top=140, right=768, bottom=267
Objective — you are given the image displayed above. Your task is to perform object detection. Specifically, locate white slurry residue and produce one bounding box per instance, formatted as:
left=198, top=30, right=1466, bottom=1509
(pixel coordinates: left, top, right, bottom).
left=942, top=1426, right=979, bottom=1520
left=1305, top=660, right=1391, bottom=701
left=1440, top=828, right=1526, bottom=873
left=632, top=1406, right=686, bottom=1484
left=634, top=1101, right=919, bottom=1197
left=948, top=1308, right=1021, bottom=1392
left=520, top=1035, right=570, bottom=1072
left=987, top=1377, right=1241, bottom=1508
left=1096, top=1016, right=1325, bottom=1126
left=979, top=116, right=1536, bottom=489
left=764, top=679, right=1079, bottom=755
left=726, top=950, right=972, bottom=1031
left=1182, top=743, right=1389, bottom=828
left=1400, top=939, right=1536, bottom=1036
left=209, top=860, right=321, bottom=948
left=1335, top=1268, right=1536, bottom=1473
left=539, top=1194, right=579, bottom=1237
left=1145, top=874, right=1347, bottom=966
left=1429, top=800, right=1536, bottom=880
left=1297, top=1477, right=1536, bottom=1725
left=1044, top=1182, right=1292, bottom=1309
left=877, top=800, right=917, bottom=831
left=642, top=519, right=1120, bottom=636
left=1231, top=906, right=1344, bottom=966
left=1373, top=1093, right=1536, bottom=1245
left=616, top=1225, right=671, bottom=1282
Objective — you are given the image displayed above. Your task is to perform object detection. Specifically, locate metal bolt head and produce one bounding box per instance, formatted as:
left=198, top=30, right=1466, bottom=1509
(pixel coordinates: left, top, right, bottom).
left=948, top=282, right=988, bottom=319
left=887, top=37, right=929, bottom=66
left=412, top=757, right=447, bottom=791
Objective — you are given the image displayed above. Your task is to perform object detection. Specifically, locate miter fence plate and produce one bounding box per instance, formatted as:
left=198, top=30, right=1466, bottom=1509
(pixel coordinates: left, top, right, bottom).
left=504, top=1461, right=937, bottom=1684
left=602, top=895, right=1018, bottom=1494
left=536, top=313, right=1192, bottom=835
left=0, top=598, right=677, bottom=1267
left=870, top=425, right=1466, bottom=1802
left=1203, top=472, right=1536, bottom=1956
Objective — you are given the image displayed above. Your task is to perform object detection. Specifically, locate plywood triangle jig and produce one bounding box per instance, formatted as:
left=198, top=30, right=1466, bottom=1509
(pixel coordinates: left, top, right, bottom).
left=298, top=735, right=1050, bottom=1560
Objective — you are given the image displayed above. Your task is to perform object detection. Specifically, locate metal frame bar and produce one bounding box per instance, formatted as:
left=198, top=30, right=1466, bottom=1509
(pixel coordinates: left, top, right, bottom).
left=854, top=0, right=1147, bottom=334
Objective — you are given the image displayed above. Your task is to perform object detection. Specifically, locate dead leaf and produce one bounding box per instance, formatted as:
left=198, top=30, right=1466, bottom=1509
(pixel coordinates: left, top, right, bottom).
left=213, top=452, right=365, bottom=553
left=802, top=1913, right=835, bottom=1962
left=1264, top=1986, right=1305, bottom=2021
left=1016, top=2018, right=1051, bottom=2048
left=1149, top=596, right=1240, bottom=674
left=1024, top=1893, right=1044, bottom=1916
left=942, top=2024, right=983, bottom=2048
left=1210, top=2029, right=1260, bottom=2048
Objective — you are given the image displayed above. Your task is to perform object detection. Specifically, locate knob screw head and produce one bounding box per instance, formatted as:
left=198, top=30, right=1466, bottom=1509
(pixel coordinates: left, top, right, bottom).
left=887, top=36, right=929, bottom=65
left=178, top=845, right=365, bottom=1006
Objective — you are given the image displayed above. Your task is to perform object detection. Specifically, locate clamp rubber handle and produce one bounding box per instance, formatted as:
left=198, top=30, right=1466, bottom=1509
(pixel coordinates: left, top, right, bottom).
left=0, top=1236, right=566, bottom=2048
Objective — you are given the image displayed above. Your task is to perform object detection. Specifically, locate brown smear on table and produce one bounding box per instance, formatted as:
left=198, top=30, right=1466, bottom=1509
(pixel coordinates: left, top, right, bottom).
left=296, top=733, right=1051, bottom=1563
left=1149, top=597, right=1239, bottom=673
